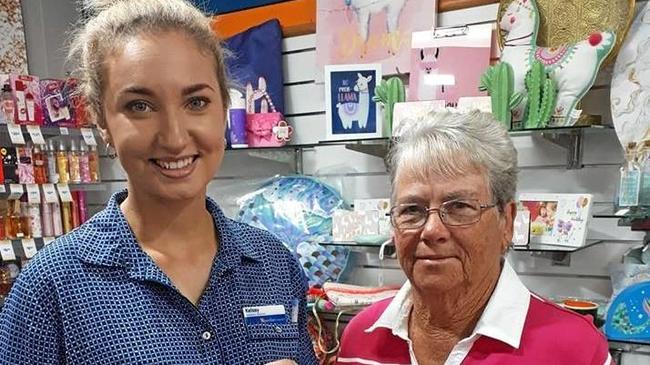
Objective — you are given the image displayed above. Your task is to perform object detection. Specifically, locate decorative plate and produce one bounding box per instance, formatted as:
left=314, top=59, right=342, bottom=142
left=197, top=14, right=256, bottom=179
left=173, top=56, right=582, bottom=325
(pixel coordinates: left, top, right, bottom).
left=611, top=2, right=650, bottom=148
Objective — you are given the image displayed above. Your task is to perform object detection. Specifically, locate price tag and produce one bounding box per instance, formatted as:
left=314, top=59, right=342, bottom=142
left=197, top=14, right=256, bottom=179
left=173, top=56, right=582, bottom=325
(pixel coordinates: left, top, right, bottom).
left=21, top=239, right=38, bottom=259
left=56, top=183, right=73, bottom=203
left=0, top=185, right=5, bottom=193
left=8, top=184, right=24, bottom=200
left=43, top=237, right=55, bottom=245
left=0, top=240, right=16, bottom=261
left=26, top=125, right=46, bottom=145
left=80, top=128, right=97, bottom=146
left=26, top=184, right=41, bottom=204
left=7, top=123, right=25, bottom=145
left=42, top=183, right=59, bottom=203
left=59, top=127, right=69, bottom=135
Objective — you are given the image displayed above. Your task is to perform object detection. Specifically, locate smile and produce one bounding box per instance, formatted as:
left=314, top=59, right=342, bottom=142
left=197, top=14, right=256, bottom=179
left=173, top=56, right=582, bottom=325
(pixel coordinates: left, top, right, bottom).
left=152, top=156, right=196, bottom=170
left=150, top=155, right=199, bottom=179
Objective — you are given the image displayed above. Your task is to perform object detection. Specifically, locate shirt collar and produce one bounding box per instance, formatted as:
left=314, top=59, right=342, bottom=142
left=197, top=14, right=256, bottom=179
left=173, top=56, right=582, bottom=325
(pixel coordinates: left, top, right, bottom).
left=366, top=261, right=530, bottom=349
left=75, top=190, right=262, bottom=280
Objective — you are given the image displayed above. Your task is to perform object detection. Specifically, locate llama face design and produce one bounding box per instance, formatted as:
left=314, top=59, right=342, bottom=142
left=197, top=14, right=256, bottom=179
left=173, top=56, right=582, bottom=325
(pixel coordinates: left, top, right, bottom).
left=416, top=47, right=441, bottom=101
left=344, top=0, right=406, bottom=56
left=499, top=0, right=615, bottom=126
left=337, top=73, right=372, bottom=130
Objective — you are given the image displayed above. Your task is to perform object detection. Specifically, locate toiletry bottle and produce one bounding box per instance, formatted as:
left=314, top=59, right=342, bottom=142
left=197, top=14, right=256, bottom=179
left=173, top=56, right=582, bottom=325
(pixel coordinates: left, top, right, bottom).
left=17, top=198, right=29, bottom=239
left=46, top=139, right=59, bottom=183
left=41, top=197, right=54, bottom=237
left=27, top=202, right=42, bottom=238
left=25, top=92, right=35, bottom=123
left=1, top=84, right=14, bottom=124
left=88, top=144, right=100, bottom=182
left=56, top=140, right=70, bottom=184
left=228, top=89, right=248, bottom=148
left=79, top=140, right=91, bottom=183
left=0, top=215, right=5, bottom=240
left=71, top=191, right=80, bottom=229
left=5, top=200, right=16, bottom=239
left=32, top=144, right=47, bottom=184
left=61, top=201, right=72, bottom=234
left=52, top=200, right=63, bottom=236
left=77, top=190, right=88, bottom=224
left=68, top=139, right=81, bottom=184
left=619, top=142, right=642, bottom=208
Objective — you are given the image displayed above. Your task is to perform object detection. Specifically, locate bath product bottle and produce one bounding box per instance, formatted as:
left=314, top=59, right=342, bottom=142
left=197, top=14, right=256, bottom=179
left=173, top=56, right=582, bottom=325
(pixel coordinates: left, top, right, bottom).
left=27, top=203, right=42, bottom=238
left=639, top=141, right=650, bottom=207
left=14, top=80, right=27, bottom=123
left=32, top=144, right=47, bottom=184
left=17, top=199, right=30, bottom=239
left=71, top=192, right=80, bottom=229
left=57, top=140, right=70, bottom=184
left=68, top=139, right=81, bottom=184
left=79, top=141, right=91, bottom=183
left=88, top=144, right=100, bottom=182
left=228, top=89, right=248, bottom=148
left=61, top=201, right=72, bottom=234
left=41, top=199, right=54, bottom=237
left=619, top=142, right=642, bottom=208
left=52, top=201, right=63, bottom=236
left=46, top=139, right=59, bottom=183
left=77, top=190, right=88, bottom=224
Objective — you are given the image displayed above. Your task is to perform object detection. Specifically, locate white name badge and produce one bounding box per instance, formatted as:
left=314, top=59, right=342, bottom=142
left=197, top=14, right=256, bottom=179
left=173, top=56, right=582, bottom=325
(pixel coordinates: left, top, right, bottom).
left=242, top=304, right=287, bottom=325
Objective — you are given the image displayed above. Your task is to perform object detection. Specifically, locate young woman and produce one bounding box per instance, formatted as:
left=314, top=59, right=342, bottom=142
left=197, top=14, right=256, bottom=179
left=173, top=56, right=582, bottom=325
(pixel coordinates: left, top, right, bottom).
left=0, top=1, right=316, bottom=364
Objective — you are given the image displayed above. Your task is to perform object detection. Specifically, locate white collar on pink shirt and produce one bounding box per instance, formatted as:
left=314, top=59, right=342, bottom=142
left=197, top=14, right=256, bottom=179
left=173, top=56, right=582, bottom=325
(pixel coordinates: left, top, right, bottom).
left=365, top=261, right=530, bottom=349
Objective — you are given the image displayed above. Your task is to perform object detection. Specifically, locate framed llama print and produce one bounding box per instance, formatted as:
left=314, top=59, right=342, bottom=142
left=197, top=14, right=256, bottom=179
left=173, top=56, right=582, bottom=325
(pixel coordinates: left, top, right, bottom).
left=324, top=64, right=382, bottom=141
left=316, top=0, right=436, bottom=80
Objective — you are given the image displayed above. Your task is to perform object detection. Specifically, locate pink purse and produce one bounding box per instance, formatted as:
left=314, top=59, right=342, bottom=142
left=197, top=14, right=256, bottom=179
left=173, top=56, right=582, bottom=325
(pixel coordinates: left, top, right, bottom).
left=245, top=78, right=293, bottom=147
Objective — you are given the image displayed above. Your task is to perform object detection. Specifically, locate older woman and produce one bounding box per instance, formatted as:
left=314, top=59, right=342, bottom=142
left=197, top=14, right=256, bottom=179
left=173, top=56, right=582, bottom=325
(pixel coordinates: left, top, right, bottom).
left=336, top=111, right=611, bottom=365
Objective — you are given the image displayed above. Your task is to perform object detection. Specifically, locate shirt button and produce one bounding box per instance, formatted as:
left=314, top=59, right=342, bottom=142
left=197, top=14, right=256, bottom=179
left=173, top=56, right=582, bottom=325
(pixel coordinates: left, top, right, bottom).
left=273, top=325, right=282, bottom=333
left=201, top=331, right=212, bottom=340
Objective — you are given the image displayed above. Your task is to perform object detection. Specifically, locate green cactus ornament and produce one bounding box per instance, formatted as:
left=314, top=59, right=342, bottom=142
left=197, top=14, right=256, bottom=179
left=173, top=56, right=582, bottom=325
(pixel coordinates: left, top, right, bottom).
left=524, top=60, right=557, bottom=129
left=373, top=77, right=406, bottom=134
left=479, top=62, right=523, bottom=129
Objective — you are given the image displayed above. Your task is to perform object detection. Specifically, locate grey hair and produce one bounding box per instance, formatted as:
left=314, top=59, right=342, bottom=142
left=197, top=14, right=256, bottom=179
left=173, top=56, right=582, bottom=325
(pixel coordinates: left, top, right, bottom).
left=67, top=0, right=231, bottom=127
left=387, top=110, right=518, bottom=210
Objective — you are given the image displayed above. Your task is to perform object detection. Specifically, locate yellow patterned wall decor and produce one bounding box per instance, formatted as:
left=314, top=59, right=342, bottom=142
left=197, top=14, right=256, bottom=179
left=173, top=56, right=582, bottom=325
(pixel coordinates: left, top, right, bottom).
left=0, top=0, right=28, bottom=74
left=497, top=0, right=634, bottom=66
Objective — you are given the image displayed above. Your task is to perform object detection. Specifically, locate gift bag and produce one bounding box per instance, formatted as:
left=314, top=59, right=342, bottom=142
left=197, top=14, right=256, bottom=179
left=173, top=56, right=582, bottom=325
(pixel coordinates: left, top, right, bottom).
left=408, top=24, right=492, bottom=107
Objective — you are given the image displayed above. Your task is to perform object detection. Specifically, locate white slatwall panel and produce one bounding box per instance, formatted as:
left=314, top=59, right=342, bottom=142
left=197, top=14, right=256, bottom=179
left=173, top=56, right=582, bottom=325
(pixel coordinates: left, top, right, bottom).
left=85, top=3, right=650, bottom=361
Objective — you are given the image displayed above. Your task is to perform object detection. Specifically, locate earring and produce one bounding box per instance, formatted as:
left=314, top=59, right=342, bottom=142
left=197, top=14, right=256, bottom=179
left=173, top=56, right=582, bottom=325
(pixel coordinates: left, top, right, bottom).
left=106, top=143, right=117, bottom=159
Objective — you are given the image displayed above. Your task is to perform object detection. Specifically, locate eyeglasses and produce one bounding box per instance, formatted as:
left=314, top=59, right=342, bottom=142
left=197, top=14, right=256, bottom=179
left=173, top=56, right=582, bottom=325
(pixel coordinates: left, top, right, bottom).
left=390, top=199, right=497, bottom=230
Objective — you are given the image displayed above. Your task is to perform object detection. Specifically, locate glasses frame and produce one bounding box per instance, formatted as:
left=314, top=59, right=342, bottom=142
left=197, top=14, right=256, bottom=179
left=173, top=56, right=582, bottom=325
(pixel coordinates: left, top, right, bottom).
left=390, top=199, right=497, bottom=230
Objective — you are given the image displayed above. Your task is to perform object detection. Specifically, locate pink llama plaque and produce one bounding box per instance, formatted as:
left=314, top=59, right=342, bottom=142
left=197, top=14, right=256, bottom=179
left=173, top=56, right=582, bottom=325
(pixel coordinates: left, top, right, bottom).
left=316, top=0, right=436, bottom=79
left=408, top=23, right=492, bottom=107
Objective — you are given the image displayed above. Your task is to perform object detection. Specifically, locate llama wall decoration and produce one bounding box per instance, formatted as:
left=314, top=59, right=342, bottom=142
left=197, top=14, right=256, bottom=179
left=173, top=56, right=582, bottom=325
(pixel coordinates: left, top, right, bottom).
left=316, top=0, right=436, bottom=79
left=498, top=0, right=616, bottom=126
left=325, top=64, right=382, bottom=141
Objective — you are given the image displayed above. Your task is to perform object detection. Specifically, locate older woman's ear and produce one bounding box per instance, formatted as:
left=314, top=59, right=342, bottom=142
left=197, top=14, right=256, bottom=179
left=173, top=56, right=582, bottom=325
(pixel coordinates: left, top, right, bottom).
left=502, top=201, right=517, bottom=253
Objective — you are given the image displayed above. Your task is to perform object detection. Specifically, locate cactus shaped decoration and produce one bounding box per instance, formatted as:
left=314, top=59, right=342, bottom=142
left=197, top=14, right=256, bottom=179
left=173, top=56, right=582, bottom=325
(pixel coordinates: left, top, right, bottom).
left=373, top=77, right=405, bottom=134
left=479, top=62, right=523, bottom=128
left=524, top=60, right=557, bottom=129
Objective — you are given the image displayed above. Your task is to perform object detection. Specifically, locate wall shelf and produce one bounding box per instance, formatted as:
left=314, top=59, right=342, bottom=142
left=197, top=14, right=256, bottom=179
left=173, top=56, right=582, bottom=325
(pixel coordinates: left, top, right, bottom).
left=222, top=125, right=615, bottom=170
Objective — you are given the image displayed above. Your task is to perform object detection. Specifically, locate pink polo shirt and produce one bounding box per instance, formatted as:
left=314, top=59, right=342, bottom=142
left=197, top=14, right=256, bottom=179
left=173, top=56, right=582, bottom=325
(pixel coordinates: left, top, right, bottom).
left=336, top=262, right=612, bottom=365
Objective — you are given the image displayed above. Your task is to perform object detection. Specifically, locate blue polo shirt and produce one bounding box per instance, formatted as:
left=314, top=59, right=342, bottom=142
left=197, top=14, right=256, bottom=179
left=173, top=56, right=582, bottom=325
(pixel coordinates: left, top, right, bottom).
left=0, top=191, right=317, bottom=364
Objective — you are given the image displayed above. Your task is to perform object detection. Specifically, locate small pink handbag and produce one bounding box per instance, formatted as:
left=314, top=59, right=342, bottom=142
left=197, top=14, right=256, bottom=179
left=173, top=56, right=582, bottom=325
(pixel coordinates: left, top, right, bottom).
left=246, top=90, right=293, bottom=147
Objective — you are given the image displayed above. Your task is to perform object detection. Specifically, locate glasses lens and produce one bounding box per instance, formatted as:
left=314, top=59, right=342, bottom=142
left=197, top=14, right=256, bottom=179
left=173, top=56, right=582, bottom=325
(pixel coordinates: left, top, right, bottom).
left=442, top=200, right=481, bottom=226
left=392, top=204, right=426, bottom=229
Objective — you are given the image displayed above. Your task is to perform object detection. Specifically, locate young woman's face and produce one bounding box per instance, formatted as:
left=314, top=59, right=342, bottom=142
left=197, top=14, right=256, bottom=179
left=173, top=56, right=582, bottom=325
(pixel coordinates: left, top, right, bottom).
left=101, top=31, right=225, bottom=202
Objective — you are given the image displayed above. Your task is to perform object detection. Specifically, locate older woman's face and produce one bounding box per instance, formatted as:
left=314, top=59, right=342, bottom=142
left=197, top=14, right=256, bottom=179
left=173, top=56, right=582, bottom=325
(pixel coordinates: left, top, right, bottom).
left=393, top=170, right=515, bottom=293
left=101, top=31, right=225, bottom=201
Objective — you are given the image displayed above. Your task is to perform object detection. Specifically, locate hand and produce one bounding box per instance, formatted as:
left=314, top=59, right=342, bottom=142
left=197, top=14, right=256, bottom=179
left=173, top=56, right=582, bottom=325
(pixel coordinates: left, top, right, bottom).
left=265, top=360, right=297, bottom=365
